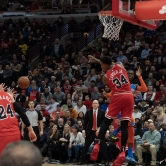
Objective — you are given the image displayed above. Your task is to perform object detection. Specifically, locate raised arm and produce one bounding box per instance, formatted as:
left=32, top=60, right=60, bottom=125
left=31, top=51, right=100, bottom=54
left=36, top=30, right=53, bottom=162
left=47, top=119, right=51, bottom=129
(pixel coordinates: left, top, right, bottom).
left=135, top=67, right=148, bottom=92
left=88, top=55, right=101, bottom=64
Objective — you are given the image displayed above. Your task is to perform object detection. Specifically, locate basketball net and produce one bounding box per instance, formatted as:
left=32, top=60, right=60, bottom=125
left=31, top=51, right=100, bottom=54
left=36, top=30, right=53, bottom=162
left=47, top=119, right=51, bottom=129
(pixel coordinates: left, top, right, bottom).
left=98, top=12, right=123, bottom=41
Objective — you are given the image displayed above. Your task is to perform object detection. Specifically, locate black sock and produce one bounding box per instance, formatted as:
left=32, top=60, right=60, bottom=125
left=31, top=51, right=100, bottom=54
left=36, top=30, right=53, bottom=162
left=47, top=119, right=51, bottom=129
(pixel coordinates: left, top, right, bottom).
left=120, top=120, right=129, bottom=148
left=98, top=117, right=113, bottom=140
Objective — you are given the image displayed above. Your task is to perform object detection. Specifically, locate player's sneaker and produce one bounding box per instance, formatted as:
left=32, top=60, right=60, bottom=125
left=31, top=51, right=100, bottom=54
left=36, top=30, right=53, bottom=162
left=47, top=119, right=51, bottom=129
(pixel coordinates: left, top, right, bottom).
left=112, top=151, right=126, bottom=166
left=108, top=134, right=119, bottom=142
left=126, top=155, right=138, bottom=164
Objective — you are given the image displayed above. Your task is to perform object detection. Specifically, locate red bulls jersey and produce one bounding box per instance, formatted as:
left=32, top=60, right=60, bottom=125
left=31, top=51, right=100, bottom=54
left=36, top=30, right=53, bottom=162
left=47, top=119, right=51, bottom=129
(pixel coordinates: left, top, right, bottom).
left=0, top=92, right=19, bottom=136
left=105, top=64, right=131, bottom=94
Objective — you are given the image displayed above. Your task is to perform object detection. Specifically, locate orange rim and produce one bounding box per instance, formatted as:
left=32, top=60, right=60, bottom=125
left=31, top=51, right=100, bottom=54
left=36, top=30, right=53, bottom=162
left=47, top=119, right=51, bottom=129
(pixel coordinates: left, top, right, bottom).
left=98, top=11, right=112, bottom=16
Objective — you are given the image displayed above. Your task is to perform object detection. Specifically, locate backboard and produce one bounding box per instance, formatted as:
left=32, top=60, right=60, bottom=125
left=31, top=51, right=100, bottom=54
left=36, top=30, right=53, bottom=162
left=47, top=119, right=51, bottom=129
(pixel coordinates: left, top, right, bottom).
left=112, top=0, right=159, bottom=30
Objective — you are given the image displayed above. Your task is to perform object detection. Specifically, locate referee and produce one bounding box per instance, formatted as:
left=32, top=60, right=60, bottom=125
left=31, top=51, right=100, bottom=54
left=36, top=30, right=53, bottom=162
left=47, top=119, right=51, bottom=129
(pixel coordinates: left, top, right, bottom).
left=22, top=101, right=43, bottom=149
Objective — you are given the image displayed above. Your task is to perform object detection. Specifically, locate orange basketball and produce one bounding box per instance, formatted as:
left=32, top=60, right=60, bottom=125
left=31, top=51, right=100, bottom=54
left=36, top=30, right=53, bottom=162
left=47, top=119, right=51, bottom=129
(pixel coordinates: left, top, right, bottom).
left=17, top=76, right=30, bottom=89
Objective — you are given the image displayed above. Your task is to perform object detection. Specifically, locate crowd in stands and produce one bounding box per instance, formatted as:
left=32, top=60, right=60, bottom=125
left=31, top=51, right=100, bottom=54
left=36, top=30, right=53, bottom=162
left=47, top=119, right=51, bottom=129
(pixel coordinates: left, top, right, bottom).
left=1, top=4, right=166, bottom=164
left=0, top=0, right=98, bottom=12
left=0, top=15, right=99, bottom=79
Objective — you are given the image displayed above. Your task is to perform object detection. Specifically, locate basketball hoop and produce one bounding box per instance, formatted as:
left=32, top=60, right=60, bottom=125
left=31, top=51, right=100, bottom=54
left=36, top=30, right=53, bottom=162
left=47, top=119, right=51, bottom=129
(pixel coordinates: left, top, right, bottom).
left=98, top=11, right=123, bottom=41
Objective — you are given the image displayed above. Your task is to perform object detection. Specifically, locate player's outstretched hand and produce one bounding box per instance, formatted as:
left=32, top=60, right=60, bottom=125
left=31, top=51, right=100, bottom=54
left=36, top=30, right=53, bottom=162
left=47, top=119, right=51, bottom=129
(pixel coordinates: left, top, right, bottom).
left=7, top=88, right=17, bottom=97
left=0, top=83, right=7, bottom=91
left=136, top=66, right=142, bottom=77
left=29, top=130, right=37, bottom=142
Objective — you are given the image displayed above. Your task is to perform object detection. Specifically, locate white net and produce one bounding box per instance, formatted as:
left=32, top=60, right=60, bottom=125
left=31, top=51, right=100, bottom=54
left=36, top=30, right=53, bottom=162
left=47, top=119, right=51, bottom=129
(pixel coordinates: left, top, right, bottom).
left=99, top=13, right=124, bottom=41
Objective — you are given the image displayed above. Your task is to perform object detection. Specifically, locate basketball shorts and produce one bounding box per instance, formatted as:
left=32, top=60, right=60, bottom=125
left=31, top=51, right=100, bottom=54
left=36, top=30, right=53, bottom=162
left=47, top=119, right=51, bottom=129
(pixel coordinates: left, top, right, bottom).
left=105, top=93, right=134, bottom=121
left=0, top=134, right=20, bottom=155
left=127, top=126, right=134, bottom=144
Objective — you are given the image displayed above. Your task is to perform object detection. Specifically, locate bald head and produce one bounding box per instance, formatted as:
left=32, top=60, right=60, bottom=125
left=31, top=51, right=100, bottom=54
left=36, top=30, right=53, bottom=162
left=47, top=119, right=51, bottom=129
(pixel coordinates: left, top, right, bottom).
left=0, top=141, right=42, bottom=166
left=148, top=122, right=155, bottom=132
left=92, top=100, right=99, bottom=110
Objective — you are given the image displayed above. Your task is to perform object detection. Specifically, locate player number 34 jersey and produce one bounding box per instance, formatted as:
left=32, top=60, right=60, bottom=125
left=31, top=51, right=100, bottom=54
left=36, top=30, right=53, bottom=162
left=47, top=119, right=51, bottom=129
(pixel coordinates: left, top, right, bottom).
left=105, top=64, right=131, bottom=94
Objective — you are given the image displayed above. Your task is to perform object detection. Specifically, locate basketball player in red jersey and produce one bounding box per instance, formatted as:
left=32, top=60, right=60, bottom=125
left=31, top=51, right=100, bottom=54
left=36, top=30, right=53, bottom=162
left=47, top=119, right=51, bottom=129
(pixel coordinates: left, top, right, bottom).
left=0, top=86, right=37, bottom=154
left=88, top=55, right=134, bottom=165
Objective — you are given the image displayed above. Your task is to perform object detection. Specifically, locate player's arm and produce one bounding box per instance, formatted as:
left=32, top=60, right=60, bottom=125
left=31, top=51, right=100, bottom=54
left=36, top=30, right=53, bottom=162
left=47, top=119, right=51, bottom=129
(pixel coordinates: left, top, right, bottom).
left=104, top=91, right=113, bottom=99
left=13, top=102, right=31, bottom=127
left=37, top=111, right=44, bottom=136
left=135, top=67, right=148, bottom=92
left=102, top=75, right=108, bottom=85
left=88, top=55, right=101, bottom=64
left=115, top=61, right=126, bottom=70
left=8, top=91, right=37, bottom=142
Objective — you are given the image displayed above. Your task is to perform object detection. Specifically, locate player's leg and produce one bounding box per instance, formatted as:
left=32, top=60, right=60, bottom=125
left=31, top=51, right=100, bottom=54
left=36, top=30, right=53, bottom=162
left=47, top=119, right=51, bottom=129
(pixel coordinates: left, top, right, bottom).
left=126, top=127, right=138, bottom=164
left=113, top=94, right=134, bottom=166
left=98, top=117, right=113, bottom=140
left=98, top=97, right=121, bottom=140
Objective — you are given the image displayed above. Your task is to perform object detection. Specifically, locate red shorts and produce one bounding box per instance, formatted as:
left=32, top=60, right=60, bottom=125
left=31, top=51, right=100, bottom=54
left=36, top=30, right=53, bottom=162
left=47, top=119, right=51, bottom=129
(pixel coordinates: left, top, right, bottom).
left=127, top=126, right=134, bottom=144
left=105, top=93, right=134, bottom=121
left=0, top=134, right=20, bottom=155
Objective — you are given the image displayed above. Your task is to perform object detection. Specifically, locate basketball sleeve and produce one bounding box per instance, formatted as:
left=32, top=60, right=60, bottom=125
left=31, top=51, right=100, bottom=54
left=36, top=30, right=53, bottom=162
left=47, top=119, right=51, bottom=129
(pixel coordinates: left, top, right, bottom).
left=13, top=102, right=31, bottom=127
left=136, top=76, right=148, bottom=92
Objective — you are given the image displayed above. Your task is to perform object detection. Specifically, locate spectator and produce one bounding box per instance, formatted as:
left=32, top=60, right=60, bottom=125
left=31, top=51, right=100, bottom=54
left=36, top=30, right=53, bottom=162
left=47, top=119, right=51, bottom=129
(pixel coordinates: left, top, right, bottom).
left=54, top=17, right=64, bottom=28
left=136, top=122, right=161, bottom=165
left=46, top=97, right=59, bottom=114
left=68, top=104, right=78, bottom=121
left=51, top=104, right=65, bottom=121
left=155, top=84, right=166, bottom=103
left=141, top=43, right=151, bottom=59
left=41, top=124, right=61, bottom=162
left=47, top=75, right=56, bottom=93
left=77, top=120, right=83, bottom=132
left=18, top=40, right=28, bottom=55
left=67, top=124, right=85, bottom=162
left=65, top=110, right=75, bottom=126
left=59, top=124, right=70, bottom=163
left=143, top=86, right=156, bottom=102
left=74, top=99, right=87, bottom=114
left=81, top=16, right=91, bottom=32
left=145, top=72, right=157, bottom=87
left=51, top=38, right=64, bottom=58
left=77, top=51, right=88, bottom=67
left=91, top=86, right=101, bottom=100
left=132, top=105, right=142, bottom=119
left=137, top=99, right=149, bottom=113
left=33, top=29, right=42, bottom=42
left=117, top=50, right=128, bottom=63
left=28, top=85, right=41, bottom=103
left=57, top=118, right=64, bottom=135
left=54, top=86, right=66, bottom=103
left=142, top=120, right=149, bottom=132
left=41, top=87, right=53, bottom=104
left=0, top=141, right=42, bottom=166
left=153, top=106, right=166, bottom=126
left=83, top=95, right=92, bottom=110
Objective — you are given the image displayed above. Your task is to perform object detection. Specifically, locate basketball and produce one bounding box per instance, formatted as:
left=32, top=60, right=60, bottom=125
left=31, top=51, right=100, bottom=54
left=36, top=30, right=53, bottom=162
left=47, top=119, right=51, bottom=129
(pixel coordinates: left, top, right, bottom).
left=17, top=76, right=30, bottom=89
